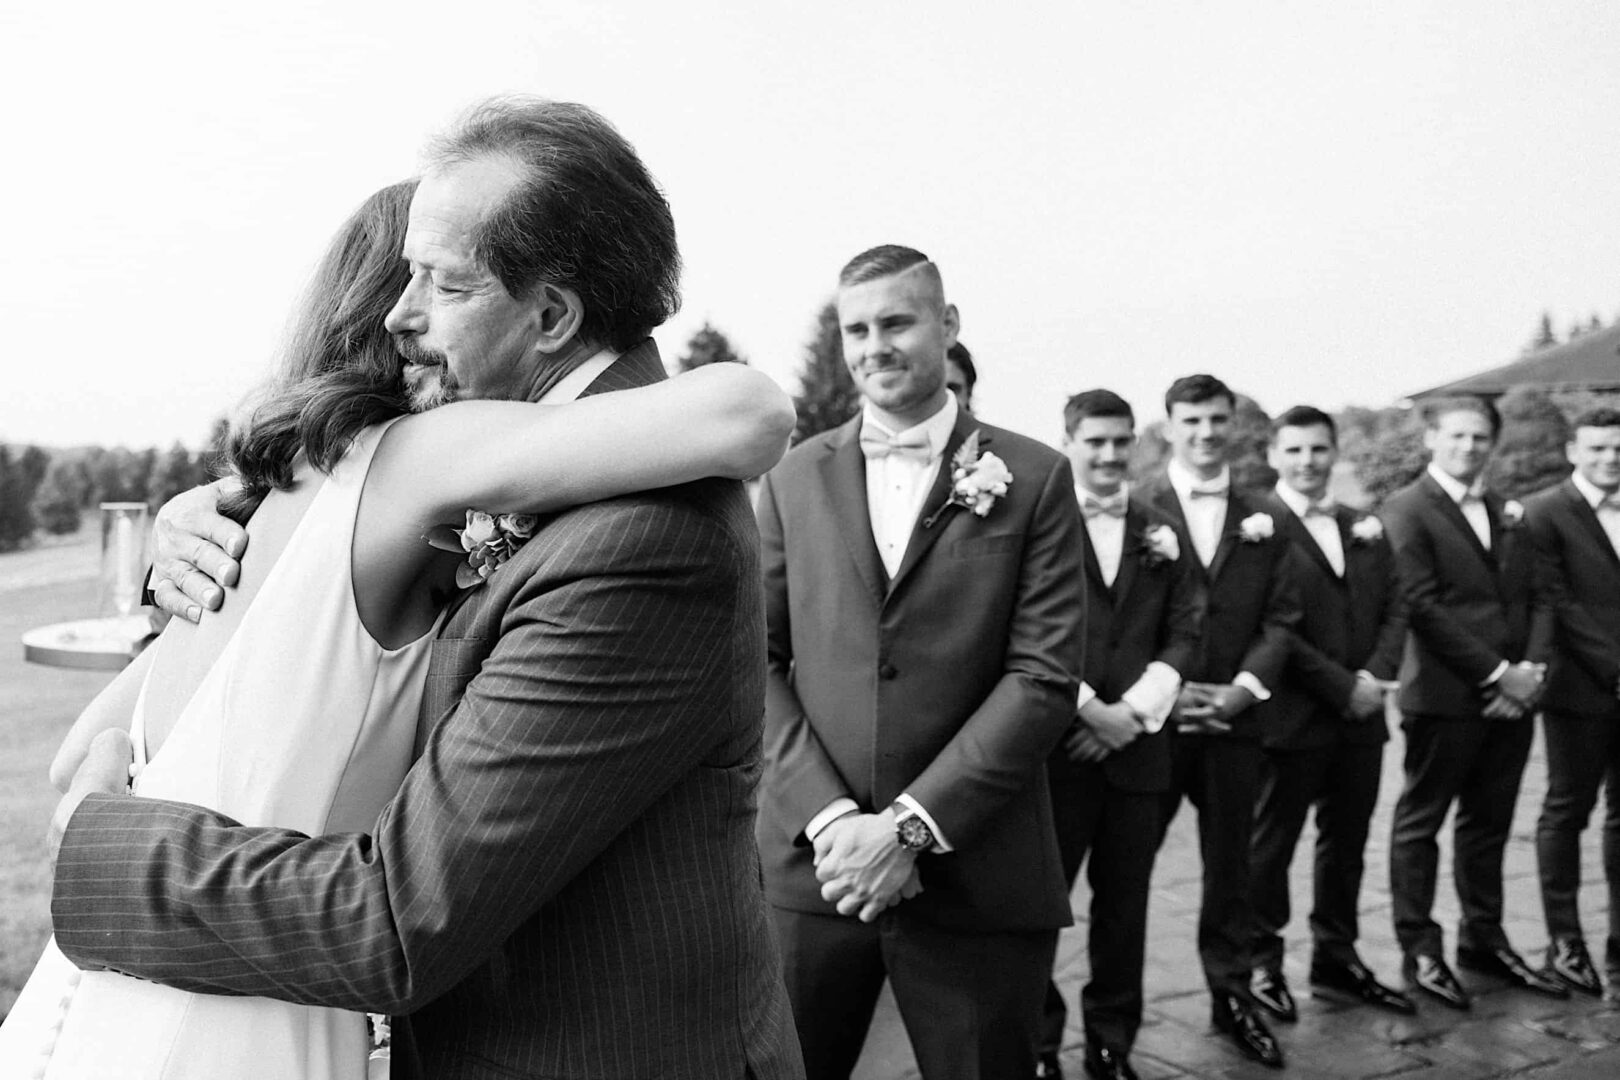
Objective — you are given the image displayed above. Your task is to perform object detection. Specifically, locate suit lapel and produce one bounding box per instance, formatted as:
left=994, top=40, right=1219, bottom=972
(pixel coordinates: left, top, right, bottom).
left=818, top=418, right=888, bottom=604
left=1140, top=476, right=1203, bottom=582
left=887, top=411, right=978, bottom=596
left=1205, top=494, right=1245, bottom=583
left=577, top=338, right=665, bottom=396
left=1422, top=475, right=1495, bottom=573
left=1111, top=505, right=1143, bottom=608
left=1271, top=494, right=1340, bottom=583
left=1080, top=516, right=1113, bottom=601
left=1565, top=479, right=1620, bottom=568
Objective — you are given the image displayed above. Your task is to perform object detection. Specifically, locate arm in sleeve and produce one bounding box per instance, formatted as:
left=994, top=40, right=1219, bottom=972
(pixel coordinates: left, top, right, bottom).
left=1384, top=498, right=1508, bottom=683
left=1234, top=537, right=1302, bottom=690
left=1527, top=505, right=1620, bottom=687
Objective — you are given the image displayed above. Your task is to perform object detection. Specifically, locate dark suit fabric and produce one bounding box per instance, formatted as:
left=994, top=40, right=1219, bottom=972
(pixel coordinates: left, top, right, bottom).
left=54, top=343, right=803, bottom=1080
left=1526, top=480, right=1620, bottom=957
left=1383, top=473, right=1551, bottom=959
left=1250, top=499, right=1406, bottom=972
left=1135, top=475, right=1300, bottom=999
left=1043, top=499, right=1201, bottom=1055
left=757, top=410, right=1085, bottom=1080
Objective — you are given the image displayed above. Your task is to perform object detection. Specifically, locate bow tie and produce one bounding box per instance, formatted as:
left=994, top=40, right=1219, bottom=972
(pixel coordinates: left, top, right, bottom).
left=1186, top=484, right=1228, bottom=500
left=1082, top=493, right=1127, bottom=520
left=1302, top=499, right=1336, bottom=518
left=1597, top=493, right=1620, bottom=512
left=859, top=426, right=931, bottom=463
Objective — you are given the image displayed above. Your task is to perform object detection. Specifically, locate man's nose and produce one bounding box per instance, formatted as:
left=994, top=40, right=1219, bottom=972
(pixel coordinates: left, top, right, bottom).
left=384, top=278, right=427, bottom=336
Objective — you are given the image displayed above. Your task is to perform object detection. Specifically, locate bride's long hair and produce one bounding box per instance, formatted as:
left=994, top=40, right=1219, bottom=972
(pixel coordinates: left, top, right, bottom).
left=220, top=179, right=418, bottom=522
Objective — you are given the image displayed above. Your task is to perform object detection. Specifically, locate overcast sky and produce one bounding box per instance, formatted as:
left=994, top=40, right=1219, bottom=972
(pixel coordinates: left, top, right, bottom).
left=3, top=1, right=1617, bottom=450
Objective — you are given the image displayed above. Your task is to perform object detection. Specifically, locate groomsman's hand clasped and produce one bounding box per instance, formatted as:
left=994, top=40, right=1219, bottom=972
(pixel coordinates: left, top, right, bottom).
left=813, top=808, right=923, bottom=923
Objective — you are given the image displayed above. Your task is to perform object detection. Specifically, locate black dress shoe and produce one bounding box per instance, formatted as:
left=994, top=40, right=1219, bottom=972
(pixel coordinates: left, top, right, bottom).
left=1211, top=992, right=1284, bottom=1069
left=1406, top=953, right=1471, bottom=1010
left=1456, top=944, right=1570, bottom=998
left=1310, top=959, right=1417, bottom=1015
left=1548, top=937, right=1603, bottom=996
left=1251, top=966, right=1298, bottom=1022
left=1083, top=1044, right=1139, bottom=1080
left=1036, top=1050, right=1064, bottom=1080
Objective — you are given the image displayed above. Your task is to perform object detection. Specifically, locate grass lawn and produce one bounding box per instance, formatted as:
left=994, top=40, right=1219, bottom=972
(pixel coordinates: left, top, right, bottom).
left=0, top=572, right=118, bottom=1019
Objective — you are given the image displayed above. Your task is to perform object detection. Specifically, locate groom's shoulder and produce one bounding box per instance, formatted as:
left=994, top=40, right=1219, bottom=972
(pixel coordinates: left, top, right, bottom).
left=521, top=477, right=755, bottom=573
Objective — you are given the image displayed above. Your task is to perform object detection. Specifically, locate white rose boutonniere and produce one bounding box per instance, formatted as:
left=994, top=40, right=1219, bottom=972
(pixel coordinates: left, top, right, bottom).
left=1502, top=500, right=1525, bottom=528
left=1238, top=512, right=1275, bottom=543
left=1349, top=515, right=1384, bottom=545
left=925, top=431, right=1012, bottom=527
left=426, top=509, right=541, bottom=589
left=1141, top=524, right=1180, bottom=567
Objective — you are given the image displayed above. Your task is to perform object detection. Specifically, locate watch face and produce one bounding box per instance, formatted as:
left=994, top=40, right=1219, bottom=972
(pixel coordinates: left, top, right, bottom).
left=898, top=816, right=932, bottom=851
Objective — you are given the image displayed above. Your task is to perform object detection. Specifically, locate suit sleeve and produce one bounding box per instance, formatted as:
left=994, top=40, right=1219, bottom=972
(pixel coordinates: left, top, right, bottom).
left=1234, top=535, right=1302, bottom=690
left=1281, top=544, right=1361, bottom=713
left=1528, top=502, right=1620, bottom=688
left=54, top=500, right=753, bottom=1013
left=905, top=454, right=1085, bottom=849
left=1385, top=496, right=1506, bottom=683
left=1155, top=533, right=1204, bottom=677
left=756, top=470, right=853, bottom=841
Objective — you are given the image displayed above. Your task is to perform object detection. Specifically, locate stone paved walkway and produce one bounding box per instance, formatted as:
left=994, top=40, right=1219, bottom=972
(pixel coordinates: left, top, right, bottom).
left=851, top=719, right=1620, bottom=1079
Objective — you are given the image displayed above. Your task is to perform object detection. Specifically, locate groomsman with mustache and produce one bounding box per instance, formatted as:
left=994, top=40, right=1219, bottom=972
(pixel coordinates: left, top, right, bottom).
left=1038, top=389, right=1202, bottom=1080
left=1246, top=406, right=1414, bottom=1022
left=1136, top=374, right=1300, bottom=1070
left=1525, top=406, right=1620, bottom=998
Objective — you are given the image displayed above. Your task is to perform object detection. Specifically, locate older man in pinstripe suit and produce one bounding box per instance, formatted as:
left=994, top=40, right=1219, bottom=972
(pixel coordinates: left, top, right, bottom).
left=47, top=98, right=804, bottom=1080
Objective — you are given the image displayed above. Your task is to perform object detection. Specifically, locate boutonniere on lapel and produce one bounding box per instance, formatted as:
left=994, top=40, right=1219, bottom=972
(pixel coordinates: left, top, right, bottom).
left=924, top=430, right=1012, bottom=528
left=1237, top=512, right=1275, bottom=543
left=1500, top=500, right=1525, bottom=529
left=426, top=510, right=539, bottom=588
left=1139, top=524, right=1180, bottom=567
left=1348, top=515, right=1384, bottom=546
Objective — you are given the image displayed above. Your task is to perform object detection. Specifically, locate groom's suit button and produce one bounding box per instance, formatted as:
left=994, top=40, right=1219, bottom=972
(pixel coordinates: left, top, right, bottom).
left=879, top=663, right=898, bottom=680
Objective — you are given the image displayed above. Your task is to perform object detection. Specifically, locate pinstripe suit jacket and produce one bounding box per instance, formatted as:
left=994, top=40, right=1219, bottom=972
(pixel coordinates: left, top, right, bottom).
left=53, top=342, right=804, bottom=1080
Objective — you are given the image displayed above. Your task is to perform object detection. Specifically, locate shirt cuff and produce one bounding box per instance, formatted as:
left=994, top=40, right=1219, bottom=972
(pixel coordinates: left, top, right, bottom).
left=895, top=793, right=952, bottom=853
left=1479, top=660, right=1509, bottom=688
left=1120, top=662, right=1181, bottom=734
left=1076, top=682, right=1097, bottom=711
left=804, top=798, right=859, bottom=843
left=1233, top=671, right=1272, bottom=703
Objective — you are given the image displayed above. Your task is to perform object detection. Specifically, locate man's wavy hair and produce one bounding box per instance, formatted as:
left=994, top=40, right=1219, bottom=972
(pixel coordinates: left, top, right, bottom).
left=220, top=180, right=417, bottom=522
left=428, top=96, right=681, bottom=352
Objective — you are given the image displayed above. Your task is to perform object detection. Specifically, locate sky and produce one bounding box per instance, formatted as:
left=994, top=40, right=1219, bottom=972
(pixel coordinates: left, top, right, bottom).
left=2, top=1, right=1617, bottom=450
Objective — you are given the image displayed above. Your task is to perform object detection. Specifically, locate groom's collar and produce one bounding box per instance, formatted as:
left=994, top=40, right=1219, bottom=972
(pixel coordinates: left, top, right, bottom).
left=539, top=347, right=620, bottom=405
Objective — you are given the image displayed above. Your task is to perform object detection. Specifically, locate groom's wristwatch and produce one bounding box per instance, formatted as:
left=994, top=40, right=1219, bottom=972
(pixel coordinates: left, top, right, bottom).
left=892, top=803, right=934, bottom=852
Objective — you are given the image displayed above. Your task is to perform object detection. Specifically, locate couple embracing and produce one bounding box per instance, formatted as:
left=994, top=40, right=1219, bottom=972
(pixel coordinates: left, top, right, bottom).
left=0, top=98, right=805, bottom=1079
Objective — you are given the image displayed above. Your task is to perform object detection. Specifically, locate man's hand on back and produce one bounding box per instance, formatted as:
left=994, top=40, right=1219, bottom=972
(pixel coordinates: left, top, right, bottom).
left=151, top=479, right=249, bottom=622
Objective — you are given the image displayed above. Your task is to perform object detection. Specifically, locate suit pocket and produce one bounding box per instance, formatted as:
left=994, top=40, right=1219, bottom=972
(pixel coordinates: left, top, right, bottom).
left=950, top=533, right=1023, bottom=559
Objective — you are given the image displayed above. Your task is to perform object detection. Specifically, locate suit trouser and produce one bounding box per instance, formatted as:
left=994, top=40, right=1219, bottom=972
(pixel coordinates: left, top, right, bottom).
left=1536, top=709, right=1620, bottom=967
left=1040, top=758, right=1162, bottom=1056
left=1157, top=733, right=1262, bottom=999
left=1249, top=742, right=1383, bottom=972
left=1389, top=711, right=1533, bottom=958
left=772, top=905, right=1057, bottom=1080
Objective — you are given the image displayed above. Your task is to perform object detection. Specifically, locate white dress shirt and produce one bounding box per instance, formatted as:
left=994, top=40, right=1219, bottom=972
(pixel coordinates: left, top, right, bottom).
left=1427, top=463, right=1491, bottom=551
left=1274, top=481, right=1345, bottom=577
left=1073, top=482, right=1181, bottom=732
left=1573, top=470, right=1620, bottom=559
left=537, top=347, right=618, bottom=405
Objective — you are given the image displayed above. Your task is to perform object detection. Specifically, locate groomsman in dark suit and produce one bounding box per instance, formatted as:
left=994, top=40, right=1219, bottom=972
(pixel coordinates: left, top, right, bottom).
left=1384, top=395, right=1562, bottom=1009
left=1137, top=374, right=1300, bottom=1069
left=756, top=245, right=1085, bottom=1080
left=1038, top=389, right=1202, bottom=1080
left=1526, top=406, right=1620, bottom=998
left=1247, top=406, right=1414, bottom=1020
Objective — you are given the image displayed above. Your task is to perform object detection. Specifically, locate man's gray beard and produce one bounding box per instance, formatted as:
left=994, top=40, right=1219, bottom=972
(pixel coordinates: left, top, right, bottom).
left=406, top=369, right=458, bottom=413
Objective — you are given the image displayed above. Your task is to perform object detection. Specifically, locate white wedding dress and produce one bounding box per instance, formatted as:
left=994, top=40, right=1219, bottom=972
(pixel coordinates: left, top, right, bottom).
left=0, top=420, right=439, bottom=1080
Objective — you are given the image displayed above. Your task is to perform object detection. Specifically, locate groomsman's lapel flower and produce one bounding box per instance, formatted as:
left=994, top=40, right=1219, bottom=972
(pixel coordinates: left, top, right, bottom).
left=1501, top=500, right=1525, bottom=528
left=1238, top=512, right=1275, bottom=543
left=1349, top=515, right=1384, bottom=545
left=927, top=431, right=1012, bottom=526
left=1141, top=524, right=1180, bottom=566
left=428, top=510, right=540, bottom=589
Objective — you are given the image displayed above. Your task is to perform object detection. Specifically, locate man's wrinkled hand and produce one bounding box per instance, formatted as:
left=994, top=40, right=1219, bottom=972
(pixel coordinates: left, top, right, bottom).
left=813, top=809, right=920, bottom=922
left=47, top=729, right=133, bottom=869
left=151, top=479, right=249, bottom=623
left=1082, top=701, right=1141, bottom=752
left=1063, top=725, right=1111, bottom=763
left=1346, top=677, right=1387, bottom=721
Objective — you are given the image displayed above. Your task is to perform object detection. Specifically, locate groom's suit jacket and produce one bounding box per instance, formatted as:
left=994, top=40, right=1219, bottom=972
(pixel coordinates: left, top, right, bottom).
left=53, top=342, right=804, bottom=1080
left=755, top=409, right=1085, bottom=933
left=1524, top=478, right=1620, bottom=720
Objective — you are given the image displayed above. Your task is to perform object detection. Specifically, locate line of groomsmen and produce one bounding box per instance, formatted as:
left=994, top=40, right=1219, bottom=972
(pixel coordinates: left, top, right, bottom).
left=754, top=244, right=1620, bottom=1080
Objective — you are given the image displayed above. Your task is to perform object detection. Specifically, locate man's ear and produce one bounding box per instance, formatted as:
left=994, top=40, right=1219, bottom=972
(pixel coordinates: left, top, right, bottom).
left=942, top=302, right=960, bottom=348
left=528, top=282, right=587, bottom=355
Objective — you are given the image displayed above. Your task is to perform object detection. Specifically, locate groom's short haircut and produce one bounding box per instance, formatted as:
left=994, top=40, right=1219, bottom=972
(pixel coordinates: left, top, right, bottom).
left=838, top=245, right=944, bottom=304
left=1422, top=394, right=1501, bottom=438
left=1163, top=373, right=1236, bottom=415
left=1063, top=389, right=1135, bottom=435
left=428, top=96, right=680, bottom=353
left=1573, top=405, right=1620, bottom=432
left=1271, top=405, right=1338, bottom=446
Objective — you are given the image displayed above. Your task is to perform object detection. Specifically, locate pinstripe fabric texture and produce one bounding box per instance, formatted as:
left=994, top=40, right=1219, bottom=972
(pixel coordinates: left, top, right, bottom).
left=53, top=342, right=804, bottom=1080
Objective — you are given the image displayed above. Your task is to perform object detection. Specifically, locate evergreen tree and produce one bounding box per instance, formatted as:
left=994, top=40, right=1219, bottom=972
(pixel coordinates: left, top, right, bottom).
left=33, top=458, right=85, bottom=535
left=147, top=442, right=207, bottom=510
left=674, top=321, right=746, bottom=373
left=1526, top=311, right=1558, bottom=353
left=0, top=445, right=36, bottom=551
left=789, top=300, right=859, bottom=444
left=1488, top=386, right=1572, bottom=499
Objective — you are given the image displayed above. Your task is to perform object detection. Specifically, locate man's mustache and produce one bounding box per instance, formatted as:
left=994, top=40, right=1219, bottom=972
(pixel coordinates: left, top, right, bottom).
left=395, top=336, right=447, bottom=367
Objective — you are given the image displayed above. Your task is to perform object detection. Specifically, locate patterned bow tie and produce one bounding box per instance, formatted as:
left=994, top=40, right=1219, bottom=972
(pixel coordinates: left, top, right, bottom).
left=859, top=426, right=932, bottom=463
left=1082, top=493, right=1127, bottom=520
left=1186, top=484, right=1228, bottom=500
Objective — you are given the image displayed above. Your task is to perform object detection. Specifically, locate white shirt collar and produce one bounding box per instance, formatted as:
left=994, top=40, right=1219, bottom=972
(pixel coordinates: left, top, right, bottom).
left=1426, top=462, right=1485, bottom=503
left=1571, top=469, right=1619, bottom=509
left=1273, top=481, right=1330, bottom=519
left=538, top=347, right=619, bottom=406
left=860, top=392, right=959, bottom=460
left=1166, top=459, right=1230, bottom=499
left=1076, top=481, right=1130, bottom=505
